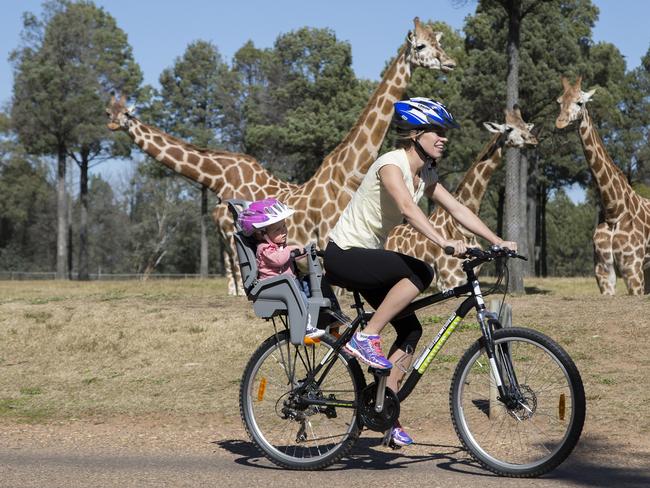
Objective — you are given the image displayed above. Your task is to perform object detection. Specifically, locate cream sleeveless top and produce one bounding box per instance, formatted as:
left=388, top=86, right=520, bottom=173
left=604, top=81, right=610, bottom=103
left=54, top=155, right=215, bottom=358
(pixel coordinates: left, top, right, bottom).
left=328, top=149, right=437, bottom=250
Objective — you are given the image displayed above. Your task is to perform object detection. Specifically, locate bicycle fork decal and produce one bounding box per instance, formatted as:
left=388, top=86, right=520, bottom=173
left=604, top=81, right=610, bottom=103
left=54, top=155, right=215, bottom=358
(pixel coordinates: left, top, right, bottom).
left=414, top=315, right=462, bottom=374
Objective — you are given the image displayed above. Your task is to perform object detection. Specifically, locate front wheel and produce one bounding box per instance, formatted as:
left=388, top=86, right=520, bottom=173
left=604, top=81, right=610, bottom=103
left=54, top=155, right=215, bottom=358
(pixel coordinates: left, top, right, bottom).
left=240, top=329, right=365, bottom=470
left=450, top=327, right=585, bottom=477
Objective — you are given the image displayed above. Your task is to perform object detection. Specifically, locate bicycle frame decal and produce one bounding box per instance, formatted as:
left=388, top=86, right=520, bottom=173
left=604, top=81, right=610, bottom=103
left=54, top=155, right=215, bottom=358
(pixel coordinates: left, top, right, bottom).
left=414, top=315, right=462, bottom=374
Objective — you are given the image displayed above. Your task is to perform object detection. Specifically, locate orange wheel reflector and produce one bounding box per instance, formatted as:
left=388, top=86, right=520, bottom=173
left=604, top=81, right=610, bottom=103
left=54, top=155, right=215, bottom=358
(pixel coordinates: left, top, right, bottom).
left=257, top=378, right=267, bottom=402
left=304, top=337, right=321, bottom=346
left=559, top=393, right=566, bottom=421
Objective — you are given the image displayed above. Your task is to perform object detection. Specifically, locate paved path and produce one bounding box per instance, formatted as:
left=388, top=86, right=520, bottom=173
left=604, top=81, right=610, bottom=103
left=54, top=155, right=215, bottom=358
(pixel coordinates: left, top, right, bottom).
left=1, top=420, right=649, bottom=488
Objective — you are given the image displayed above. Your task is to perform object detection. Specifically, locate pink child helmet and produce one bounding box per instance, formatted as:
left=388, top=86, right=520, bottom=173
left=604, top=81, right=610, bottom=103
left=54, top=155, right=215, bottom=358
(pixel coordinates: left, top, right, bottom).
left=238, top=198, right=295, bottom=236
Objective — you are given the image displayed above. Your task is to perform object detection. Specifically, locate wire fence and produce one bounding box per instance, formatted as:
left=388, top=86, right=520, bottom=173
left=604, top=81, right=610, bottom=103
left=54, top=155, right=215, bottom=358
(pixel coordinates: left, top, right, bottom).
left=0, top=271, right=224, bottom=281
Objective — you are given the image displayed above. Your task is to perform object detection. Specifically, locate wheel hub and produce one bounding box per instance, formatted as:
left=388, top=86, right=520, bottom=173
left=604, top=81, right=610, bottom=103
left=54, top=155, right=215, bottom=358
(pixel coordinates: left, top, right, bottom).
left=506, top=384, right=537, bottom=421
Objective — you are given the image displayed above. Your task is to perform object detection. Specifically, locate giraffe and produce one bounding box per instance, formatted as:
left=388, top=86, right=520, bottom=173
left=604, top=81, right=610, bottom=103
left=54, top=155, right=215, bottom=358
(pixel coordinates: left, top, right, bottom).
left=555, top=76, right=650, bottom=295
left=106, top=94, right=299, bottom=290
left=107, top=18, right=454, bottom=294
left=263, top=17, right=456, bottom=247
left=385, top=107, right=538, bottom=290
left=209, top=16, right=457, bottom=293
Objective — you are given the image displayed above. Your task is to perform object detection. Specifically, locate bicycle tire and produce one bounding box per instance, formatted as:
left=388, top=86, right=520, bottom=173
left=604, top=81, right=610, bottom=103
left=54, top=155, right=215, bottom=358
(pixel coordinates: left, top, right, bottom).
left=450, top=327, right=585, bottom=477
left=240, top=329, right=365, bottom=470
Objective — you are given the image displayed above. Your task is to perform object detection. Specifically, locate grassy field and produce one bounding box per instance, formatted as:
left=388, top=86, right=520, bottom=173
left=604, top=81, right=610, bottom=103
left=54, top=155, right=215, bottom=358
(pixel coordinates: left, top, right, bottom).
left=1, top=277, right=649, bottom=447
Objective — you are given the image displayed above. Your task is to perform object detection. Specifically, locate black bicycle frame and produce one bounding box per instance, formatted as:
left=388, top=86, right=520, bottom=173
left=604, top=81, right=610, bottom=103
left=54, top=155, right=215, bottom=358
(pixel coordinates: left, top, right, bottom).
left=293, top=260, right=516, bottom=411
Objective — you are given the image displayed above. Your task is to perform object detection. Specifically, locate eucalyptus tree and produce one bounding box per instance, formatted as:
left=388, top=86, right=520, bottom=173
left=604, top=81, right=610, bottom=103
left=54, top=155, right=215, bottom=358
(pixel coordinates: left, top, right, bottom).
left=459, top=0, right=632, bottom=279
left=10, top=0, right=141, bottom=279
left=619, top=47, right=650, bottom=190
left=0, top=120, right=56, bottom=272
left=228, top=27, right=373, bottom=182
left=158, top=40, right=232, bottom=277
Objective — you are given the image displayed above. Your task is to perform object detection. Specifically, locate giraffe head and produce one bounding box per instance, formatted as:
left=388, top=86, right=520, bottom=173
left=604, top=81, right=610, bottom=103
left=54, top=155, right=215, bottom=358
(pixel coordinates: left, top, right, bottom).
left=555, top=76, right=596, bottom=129
left=406, top=17, right=456, bottom=73
left=483, top=106, right=538, bottom=148
left=106, top=94, right=135, bottom=131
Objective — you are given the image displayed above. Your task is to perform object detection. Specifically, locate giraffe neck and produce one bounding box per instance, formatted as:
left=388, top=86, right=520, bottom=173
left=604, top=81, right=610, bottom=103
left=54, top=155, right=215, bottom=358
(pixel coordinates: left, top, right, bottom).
left=453, top=133, right=505, bottom=214
left=307, top=45, right=411, bottom=192
left=125, top=117, right=293, bottom=198
left=579, top=109, right=635, bottom=221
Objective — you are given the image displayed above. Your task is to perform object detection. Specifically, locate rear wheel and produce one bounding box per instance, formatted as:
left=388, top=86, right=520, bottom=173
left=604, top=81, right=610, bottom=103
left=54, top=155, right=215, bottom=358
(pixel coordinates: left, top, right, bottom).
left=450, top=327, right=585, bottom=477
left=240, top=329, right=365, bottom=469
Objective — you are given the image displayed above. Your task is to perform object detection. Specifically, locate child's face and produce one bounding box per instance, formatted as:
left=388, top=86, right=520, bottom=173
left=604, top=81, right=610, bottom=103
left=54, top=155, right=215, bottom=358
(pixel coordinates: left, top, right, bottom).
left=265, top=219, right=288, bottom=245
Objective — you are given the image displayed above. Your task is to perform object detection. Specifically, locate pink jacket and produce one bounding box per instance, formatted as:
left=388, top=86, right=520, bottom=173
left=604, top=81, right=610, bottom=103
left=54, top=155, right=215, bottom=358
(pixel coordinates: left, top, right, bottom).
left=256, top=242, right=299, bottom=280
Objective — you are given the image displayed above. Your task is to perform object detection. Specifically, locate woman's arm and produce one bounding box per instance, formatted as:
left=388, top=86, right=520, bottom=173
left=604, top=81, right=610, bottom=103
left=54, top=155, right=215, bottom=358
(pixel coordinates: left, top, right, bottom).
left=430, top=183, right=518, bottom=251
left=379, top=165, right=468, bottom=255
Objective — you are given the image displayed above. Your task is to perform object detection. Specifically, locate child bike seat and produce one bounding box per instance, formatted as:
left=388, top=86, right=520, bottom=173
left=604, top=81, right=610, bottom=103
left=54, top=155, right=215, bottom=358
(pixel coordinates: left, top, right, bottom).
left=227, top=199, right=331, bottom=344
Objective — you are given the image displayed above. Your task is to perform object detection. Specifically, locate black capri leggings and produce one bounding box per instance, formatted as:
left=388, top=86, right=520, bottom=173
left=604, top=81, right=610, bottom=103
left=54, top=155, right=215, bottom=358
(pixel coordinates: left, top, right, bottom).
left=324, top=241, right=434, bottom=354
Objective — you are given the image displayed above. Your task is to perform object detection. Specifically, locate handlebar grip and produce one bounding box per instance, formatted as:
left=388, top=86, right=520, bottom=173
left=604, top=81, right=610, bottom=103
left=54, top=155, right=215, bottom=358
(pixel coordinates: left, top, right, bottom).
left=290, top=248, right=307, bottom=259
left=444, top=246, right=455, bottom=256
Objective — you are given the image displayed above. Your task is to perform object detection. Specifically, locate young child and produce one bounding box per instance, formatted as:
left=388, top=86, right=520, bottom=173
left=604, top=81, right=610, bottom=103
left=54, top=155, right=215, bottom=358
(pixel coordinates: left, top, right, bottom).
left=238, top=198, right=324, bottom=339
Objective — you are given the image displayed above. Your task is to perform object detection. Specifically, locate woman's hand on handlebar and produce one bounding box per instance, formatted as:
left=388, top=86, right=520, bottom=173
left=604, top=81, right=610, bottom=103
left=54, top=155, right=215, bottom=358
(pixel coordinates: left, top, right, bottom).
left=494, top=239, right=518, bottom=253
left=442, top=239, right=471, bottom=258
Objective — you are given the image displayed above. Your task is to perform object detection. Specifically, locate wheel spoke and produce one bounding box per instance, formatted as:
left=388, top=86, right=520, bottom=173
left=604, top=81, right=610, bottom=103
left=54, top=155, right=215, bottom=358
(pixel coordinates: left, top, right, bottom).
left=451, top=328, right=584, bottom=477
left=241, top=331, right=361, bottom=469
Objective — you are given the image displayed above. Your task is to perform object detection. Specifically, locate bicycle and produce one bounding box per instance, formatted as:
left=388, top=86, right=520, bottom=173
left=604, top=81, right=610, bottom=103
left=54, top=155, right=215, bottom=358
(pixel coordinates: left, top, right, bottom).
left=228, top=200, right=585, bottom=477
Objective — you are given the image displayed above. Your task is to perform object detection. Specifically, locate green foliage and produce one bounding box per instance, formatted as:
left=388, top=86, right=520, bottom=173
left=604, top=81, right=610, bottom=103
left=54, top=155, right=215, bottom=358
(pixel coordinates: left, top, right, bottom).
left=227, top=27, right=373, bottom=181
left=0, top=136, right=56, bottom=271
left=3, top=3, right=648, bottom=277
left=11, top=0, right=142, bottom=159
left=546, top=190, right=596, bottom=276
left=158, top=40, right=231, bottom=148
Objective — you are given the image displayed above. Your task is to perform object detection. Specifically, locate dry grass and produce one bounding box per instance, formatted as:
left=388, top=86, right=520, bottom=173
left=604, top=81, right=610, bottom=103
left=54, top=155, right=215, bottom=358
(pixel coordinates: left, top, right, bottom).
left=1, top=277, right=649, bottom=447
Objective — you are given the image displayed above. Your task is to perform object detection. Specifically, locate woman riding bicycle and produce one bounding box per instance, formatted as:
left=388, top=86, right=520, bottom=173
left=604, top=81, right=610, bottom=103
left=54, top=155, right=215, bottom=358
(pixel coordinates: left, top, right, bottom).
left=324, top=97, right=517, bottom=446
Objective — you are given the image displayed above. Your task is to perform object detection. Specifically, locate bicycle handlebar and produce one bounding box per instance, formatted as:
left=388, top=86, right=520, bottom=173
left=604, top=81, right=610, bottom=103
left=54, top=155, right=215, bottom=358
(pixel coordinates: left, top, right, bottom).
left=444, top=245, right=528, bottom=262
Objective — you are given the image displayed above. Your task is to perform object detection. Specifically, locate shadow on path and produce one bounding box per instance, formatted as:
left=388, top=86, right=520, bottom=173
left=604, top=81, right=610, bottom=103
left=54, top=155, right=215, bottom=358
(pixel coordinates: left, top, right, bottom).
left=216, top=433, right=650, bottom=486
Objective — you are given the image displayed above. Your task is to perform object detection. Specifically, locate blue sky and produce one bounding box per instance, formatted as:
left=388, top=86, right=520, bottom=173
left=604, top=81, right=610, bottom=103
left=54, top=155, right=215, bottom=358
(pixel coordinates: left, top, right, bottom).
left=1, top=0, right=648, bottom=200
left=1, top=0, right=648, bottom=108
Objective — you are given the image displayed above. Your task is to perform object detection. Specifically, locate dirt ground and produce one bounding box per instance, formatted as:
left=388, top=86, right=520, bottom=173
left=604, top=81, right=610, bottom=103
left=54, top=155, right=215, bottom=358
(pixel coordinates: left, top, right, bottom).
left=1, top=277, right=649, bottom=484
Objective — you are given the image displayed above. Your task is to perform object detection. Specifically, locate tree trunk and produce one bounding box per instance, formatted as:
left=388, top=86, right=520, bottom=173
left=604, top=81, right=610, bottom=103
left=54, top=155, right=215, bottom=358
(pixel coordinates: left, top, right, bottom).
left=534, top=183, right=543, bottom=276
left=503, top=0, right=525, bottom=293
left=218, top=228, right=226, bottom=276
left=540, top=186, right=548, bottom=277
left=200, top=186, right=209, bottom=278
left=56, top=144, right=68, bottom=280
left=78, top=148, right=90, bottom=280
left=496, top=186, right=505, bottom=277
left=519, top=151, right=530, bottom=277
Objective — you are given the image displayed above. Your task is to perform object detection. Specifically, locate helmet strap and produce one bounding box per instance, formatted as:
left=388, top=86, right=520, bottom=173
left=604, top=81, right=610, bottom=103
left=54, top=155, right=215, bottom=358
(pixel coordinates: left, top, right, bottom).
left=414, top=134, right=437, bottom=168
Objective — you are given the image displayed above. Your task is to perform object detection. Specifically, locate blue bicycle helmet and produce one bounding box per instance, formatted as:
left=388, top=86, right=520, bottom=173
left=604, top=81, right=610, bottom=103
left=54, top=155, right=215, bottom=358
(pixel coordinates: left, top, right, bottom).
left=393, top=97, right=460, bottom=131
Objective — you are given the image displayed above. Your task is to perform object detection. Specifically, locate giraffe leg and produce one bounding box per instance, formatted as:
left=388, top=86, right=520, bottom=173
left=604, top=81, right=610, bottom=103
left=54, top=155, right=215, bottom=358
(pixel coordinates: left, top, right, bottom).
left=221, top=231, right=246, bottom=296
left=213, top=205, right=246, bottom=297
left=593, top=224, right=616, bottom=295
left=612, top=225, right=646, bottom=296
left=644, top=264, right=650, bottom=295
left=616, top=249, right=645, bottom=296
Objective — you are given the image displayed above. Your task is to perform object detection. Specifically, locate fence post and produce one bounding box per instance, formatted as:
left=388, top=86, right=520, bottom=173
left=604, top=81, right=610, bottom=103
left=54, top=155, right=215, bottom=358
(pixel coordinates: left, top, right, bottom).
left=489, top=298, right=512, bottom=328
